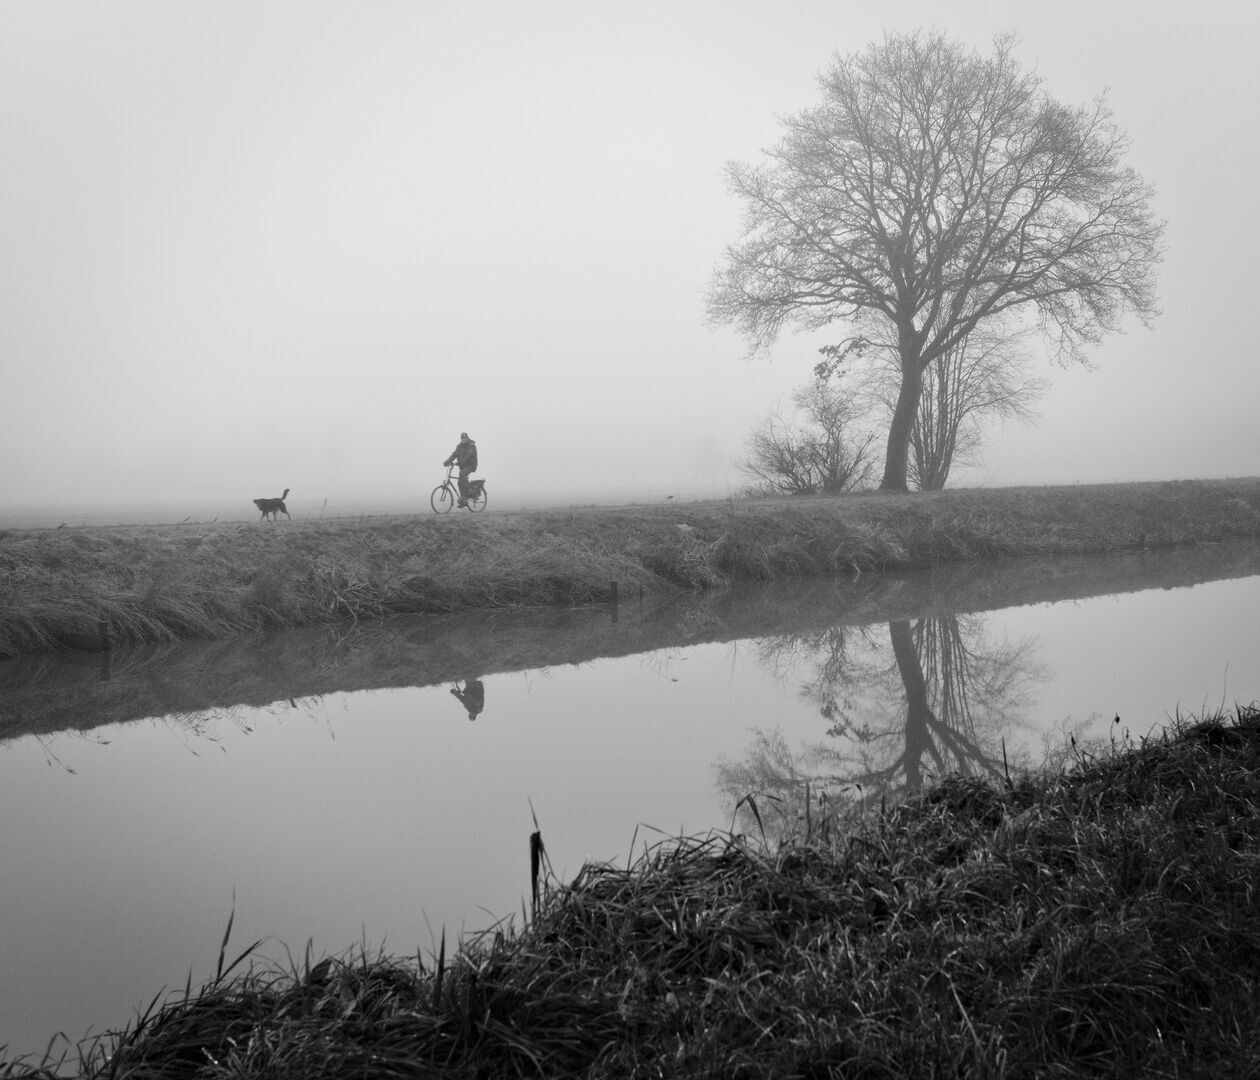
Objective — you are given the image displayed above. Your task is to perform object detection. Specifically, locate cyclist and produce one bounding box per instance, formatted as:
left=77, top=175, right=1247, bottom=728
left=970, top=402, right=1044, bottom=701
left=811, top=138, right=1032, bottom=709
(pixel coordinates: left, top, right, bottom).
left=443, top=432, right=478, bottom=507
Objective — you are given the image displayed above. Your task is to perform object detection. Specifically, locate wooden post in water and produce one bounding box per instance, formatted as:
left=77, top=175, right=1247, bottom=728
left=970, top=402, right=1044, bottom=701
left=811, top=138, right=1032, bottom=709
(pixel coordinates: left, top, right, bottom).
left=60, top=620, right=114, bottom=654
left=97, top=620, right=113, bottom=681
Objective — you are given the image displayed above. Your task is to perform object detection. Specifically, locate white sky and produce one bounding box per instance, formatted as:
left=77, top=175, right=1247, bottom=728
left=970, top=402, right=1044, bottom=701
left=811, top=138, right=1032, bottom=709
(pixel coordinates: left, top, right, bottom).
left=2, top=0, right=1257, bottom=509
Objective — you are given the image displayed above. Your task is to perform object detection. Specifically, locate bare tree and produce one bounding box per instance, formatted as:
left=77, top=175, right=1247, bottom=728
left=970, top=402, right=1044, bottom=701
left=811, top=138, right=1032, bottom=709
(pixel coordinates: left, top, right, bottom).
left=709, top=31, right=1164, bottom=491
left=840, top=318, right=1047, bottom=490
left=741, top=379, right=877, bottom=495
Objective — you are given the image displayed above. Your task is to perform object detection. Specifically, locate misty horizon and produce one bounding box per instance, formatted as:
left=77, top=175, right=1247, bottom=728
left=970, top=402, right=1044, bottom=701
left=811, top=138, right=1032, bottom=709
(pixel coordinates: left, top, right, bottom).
left=0, top=482, right=737, bottom=529
left=8, top=467, right=1260, bottom=527
left=2, top=3, right=1258, bottom=511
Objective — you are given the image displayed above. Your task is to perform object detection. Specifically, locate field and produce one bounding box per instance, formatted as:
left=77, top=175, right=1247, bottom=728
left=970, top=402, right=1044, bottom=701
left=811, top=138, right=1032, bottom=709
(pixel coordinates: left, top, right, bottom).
left=4, top=478, right=1260, bottom=660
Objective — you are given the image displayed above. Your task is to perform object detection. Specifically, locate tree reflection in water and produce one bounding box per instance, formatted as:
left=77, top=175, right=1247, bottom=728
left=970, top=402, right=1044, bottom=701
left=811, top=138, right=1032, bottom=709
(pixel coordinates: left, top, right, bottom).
left=718, top=613, right=1046, bottom=838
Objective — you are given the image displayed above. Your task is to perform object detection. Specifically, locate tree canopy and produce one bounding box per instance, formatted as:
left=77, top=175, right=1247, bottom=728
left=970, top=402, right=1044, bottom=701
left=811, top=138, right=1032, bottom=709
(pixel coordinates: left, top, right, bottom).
left=709, top=31, right=1164, bottom=490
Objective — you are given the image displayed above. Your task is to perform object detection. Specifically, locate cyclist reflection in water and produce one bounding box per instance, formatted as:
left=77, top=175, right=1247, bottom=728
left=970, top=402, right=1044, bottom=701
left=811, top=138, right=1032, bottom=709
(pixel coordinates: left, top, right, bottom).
left=451, top=677, right=485, bottom=721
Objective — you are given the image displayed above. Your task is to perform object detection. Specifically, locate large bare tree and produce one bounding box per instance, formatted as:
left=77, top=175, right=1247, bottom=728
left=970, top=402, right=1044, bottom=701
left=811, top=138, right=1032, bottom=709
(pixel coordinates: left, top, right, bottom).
left=708, top=31, right=1164, bottom=491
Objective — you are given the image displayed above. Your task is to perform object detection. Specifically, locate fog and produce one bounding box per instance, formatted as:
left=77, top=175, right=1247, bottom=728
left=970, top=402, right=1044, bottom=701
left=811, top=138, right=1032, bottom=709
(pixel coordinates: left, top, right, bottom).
left=2, top=1, right=1257, bottom=515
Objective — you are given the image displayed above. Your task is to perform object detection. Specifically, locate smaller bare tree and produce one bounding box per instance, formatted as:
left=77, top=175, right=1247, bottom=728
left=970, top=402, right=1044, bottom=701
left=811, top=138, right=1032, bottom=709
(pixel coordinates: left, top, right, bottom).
left=742, top=380, right=877, bottom=496
left=910, top=327, right=1046, bottom=490
left=824, top=319, right=1047, bottom=490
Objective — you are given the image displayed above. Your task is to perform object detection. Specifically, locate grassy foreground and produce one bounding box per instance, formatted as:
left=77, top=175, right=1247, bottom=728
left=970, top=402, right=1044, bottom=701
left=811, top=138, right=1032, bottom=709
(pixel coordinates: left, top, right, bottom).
left=3, top=478, right=1260, bottom=659
left=8, top=706, right=1260, bottom=1078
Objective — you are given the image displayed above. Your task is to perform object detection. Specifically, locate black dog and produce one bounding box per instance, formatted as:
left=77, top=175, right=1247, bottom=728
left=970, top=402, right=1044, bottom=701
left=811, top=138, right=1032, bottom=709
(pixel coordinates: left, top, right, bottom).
left=253, top=488, right=291, bottom=521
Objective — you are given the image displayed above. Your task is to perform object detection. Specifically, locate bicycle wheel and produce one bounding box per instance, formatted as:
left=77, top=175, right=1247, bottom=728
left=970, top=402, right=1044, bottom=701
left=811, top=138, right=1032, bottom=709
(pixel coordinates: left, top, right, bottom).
left=430, top=483, right=455, bottom=514
left=466, top=484, right=488, bottom=512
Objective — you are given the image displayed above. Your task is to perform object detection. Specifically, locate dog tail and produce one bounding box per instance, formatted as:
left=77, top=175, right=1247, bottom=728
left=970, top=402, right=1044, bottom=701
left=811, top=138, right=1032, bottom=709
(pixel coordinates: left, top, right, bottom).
left=281, top=488, right=290, bottom=499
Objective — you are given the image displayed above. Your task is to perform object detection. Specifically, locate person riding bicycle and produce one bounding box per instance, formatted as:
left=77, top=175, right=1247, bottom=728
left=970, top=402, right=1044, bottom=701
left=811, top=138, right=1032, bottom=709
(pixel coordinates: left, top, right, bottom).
left=443, top=432, right=478, bottom=507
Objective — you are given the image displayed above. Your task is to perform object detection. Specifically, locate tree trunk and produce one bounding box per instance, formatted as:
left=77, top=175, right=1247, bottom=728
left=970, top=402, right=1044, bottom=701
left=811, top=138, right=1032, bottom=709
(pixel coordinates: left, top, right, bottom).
left=889, top=619, right=933, bottom=793
left=879, top=355, right=923, bottom=492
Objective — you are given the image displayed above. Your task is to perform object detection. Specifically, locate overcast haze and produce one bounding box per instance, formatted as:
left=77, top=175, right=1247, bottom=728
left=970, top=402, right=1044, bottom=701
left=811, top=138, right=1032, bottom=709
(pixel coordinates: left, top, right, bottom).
left=2, top=1, right=1257, bottom=516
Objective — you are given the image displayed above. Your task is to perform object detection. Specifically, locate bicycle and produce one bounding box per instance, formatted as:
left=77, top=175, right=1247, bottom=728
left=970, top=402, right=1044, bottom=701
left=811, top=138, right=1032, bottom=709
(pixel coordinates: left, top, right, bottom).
left=431, top=465, right=488, bottom=513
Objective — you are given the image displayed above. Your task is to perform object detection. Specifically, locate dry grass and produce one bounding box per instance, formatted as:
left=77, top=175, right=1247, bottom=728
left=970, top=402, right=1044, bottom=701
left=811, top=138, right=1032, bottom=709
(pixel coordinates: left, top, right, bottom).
left=7, top=538, right=1260, bottom=745
left=3, top=478, right=1260, bottom=659
left=8, top=705, right=1260, bottom=1079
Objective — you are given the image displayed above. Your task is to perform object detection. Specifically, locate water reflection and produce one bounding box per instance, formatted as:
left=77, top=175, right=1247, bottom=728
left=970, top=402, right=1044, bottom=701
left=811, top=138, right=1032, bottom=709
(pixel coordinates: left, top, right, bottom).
left=450, top=676, right=486, bottom=721
left=719, top=612, right=1047, bottom=837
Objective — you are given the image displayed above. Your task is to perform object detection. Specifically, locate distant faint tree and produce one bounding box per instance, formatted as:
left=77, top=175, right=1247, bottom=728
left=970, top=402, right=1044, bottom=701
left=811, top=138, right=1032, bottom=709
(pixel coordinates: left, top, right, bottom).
left=741, top=379, right=877, bottom=495
left=833, top=318, right=1047, bottom=490
left=709, top=30, right=1164, bottom=491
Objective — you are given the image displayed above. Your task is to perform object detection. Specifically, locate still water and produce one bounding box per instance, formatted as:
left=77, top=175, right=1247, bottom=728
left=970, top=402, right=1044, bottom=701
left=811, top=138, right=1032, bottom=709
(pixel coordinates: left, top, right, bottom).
left=3, top=544, right=1260, bottom=1061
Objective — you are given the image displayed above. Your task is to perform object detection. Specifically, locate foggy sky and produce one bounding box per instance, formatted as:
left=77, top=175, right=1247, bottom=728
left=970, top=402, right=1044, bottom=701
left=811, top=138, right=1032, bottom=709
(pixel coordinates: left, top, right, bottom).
left=2, top=1, right=1257, bottom=512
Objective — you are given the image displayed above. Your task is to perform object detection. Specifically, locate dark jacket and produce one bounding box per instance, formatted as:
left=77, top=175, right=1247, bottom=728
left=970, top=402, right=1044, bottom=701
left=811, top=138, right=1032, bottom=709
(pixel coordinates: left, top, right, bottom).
left=445, top=438, right=477, bottom=472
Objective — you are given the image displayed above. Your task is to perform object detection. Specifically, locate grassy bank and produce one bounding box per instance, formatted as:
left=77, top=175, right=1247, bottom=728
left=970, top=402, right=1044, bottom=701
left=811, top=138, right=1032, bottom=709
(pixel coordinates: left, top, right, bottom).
left=3, top=478, right=1260, bottom=659
left=8, top=539, right=1260, bottom=743
left=8, top=705, right=1259, bottom=1078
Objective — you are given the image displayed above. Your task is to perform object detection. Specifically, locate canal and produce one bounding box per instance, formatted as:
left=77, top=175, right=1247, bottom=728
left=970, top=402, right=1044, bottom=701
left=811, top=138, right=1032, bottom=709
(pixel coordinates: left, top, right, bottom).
left=2, top=542, right=1259, bottom=1063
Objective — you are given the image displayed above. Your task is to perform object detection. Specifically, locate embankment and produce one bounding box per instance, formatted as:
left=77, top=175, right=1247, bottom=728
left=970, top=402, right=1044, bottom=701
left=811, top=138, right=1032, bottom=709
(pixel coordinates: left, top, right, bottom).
left=3, top=478, right=1260, bottom=660
left=6, top=539, right=1260, bottom=741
